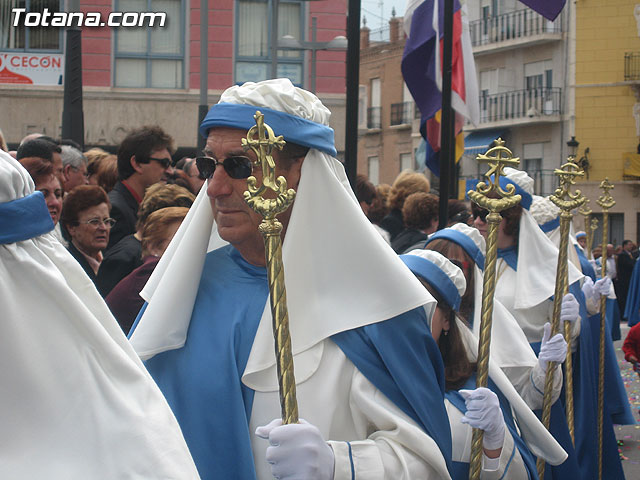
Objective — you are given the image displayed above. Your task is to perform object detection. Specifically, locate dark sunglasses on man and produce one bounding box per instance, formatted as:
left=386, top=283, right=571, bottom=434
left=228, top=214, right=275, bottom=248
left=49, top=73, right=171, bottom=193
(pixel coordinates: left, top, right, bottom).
left=195, top=155, right=256, bottom=180
left=138, top=156, right=172, bottom=169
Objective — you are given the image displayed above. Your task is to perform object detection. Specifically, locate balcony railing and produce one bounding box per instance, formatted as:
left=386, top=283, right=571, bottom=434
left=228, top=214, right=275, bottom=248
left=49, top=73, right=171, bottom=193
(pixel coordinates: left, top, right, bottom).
left=367, top=107, right=381, bottom=129
left=479, top=87, right=562, bottom=123
left=624, top=52, right=640, bottom=81
left=470, top=8, right=562, bottom=48
left=390, top=102, right=413, bottom=125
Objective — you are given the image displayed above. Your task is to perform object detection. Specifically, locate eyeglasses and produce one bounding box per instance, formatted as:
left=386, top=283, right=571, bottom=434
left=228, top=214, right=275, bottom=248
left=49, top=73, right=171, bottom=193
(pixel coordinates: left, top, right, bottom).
left=195, top=155, right=257, bottom=180
left=139, top=157, right=172, bottom=169
left=472, top=208, right=488, bottom=223
left=79, top=217, right=116, bottom=228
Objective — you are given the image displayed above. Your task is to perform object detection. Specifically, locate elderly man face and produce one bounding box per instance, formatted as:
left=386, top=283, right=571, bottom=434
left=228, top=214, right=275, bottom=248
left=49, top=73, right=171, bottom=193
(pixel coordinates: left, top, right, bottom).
left=204, top=127, right=303, bottom=266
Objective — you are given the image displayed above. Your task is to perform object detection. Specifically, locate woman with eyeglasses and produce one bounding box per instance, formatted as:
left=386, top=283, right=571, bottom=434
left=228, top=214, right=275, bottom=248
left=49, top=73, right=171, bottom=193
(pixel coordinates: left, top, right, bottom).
left=61, top=185, right=114, bottom=283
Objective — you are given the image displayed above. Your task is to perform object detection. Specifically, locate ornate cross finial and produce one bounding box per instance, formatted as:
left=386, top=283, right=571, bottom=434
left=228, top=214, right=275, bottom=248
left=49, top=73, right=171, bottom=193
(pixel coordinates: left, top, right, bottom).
left=550, top=159, right=586, bottom=213
left=242, top=111, right=295, bottom=220
left=590, top=217, right=599, bottom=232
left=596, top=177, right=616, bottom=212
left=578, top=198, right=592, bottom=217
left=467, top=138, right=522, bottom=213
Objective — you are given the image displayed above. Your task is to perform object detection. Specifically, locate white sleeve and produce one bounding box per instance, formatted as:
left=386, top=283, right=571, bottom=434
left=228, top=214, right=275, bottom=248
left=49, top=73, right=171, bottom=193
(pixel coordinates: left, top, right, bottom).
left=502, top=364, right=562, bottom=410
left=480, top=430, right=528, bottom=480
left=328, top=368, right=451, bottom=480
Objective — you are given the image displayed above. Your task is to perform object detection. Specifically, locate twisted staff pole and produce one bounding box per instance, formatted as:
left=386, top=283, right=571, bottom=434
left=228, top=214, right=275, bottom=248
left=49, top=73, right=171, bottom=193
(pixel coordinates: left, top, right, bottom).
left=596, top=178, right=615, bottom=480
left=578, top=200, right=593, bottom=260
left=547, top=159, right=586, bottom=449
left=467, top=139, right=521, bottom=480
left=243, top=111, right=299, bottom=425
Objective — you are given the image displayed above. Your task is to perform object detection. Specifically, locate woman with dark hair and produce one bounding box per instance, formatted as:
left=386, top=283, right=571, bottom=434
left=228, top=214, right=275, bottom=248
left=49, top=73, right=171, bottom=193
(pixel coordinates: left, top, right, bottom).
left=61, top=185, right=113, bottom=282
left=400, top=249, right=565, bottom=479
left=424, top=223, right=567, bottom=411
left=19, top=156, right=63, bottom=226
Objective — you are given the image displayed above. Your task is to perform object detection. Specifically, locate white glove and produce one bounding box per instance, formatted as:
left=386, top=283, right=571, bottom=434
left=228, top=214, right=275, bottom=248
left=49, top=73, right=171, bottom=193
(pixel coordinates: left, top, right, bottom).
left=538, top=322, right=567, bottom=372
left=582, top=277, right=597, bottom=304
left=255, top=419, right=335, bottom=480
left=594, top=276, right=612, bottom=297
left=560, top=293, right=580, bottom=323
left=459, top=387, right=505, bottom=451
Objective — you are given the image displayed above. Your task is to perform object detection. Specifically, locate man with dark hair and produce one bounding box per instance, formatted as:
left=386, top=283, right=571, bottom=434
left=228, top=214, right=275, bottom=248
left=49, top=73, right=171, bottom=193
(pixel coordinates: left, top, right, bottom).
left=107, top=125, right=174, bottom=250
left=16, top=138, right=63, bottom=181
left=391, top=191, right=439, bottom=253
left=617, top=239, right=637, bottom=318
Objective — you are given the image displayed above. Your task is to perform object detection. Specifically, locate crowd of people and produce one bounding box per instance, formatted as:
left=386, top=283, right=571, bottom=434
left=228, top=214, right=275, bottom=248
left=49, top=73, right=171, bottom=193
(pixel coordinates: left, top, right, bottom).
left=1, top=78, right=639, bottom=479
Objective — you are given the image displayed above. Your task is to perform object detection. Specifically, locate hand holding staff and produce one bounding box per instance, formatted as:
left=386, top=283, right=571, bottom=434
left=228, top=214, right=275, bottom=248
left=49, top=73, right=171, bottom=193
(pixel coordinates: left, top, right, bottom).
left=596, top=178, right=615, bottom=480
left=546, top=160, right=586, bottom=453
left=467, top=139, right=521, bottom=480
left=243, top=111, right=299, bottom=425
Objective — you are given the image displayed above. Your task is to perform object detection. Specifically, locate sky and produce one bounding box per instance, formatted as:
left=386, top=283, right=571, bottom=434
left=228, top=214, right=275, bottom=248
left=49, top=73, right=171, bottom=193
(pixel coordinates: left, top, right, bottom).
left=361, top=0, right=406, bottom=32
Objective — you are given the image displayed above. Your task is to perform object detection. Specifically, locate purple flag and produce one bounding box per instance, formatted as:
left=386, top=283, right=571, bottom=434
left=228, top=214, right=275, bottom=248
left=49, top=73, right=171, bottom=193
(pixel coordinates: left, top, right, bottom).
left=518, top=0, right=566, bottom=21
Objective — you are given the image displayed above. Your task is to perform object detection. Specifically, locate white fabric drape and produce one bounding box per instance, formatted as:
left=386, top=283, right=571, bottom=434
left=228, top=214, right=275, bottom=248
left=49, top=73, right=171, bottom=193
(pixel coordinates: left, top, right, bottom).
left=0, top=151, right=200, bottom=479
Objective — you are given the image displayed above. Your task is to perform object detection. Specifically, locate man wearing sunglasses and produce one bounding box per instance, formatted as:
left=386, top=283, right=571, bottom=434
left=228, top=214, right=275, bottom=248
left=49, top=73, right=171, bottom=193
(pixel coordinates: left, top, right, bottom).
left=107, top=125, right=174, bottom=251
left=129, top=79, right=452, bottom=480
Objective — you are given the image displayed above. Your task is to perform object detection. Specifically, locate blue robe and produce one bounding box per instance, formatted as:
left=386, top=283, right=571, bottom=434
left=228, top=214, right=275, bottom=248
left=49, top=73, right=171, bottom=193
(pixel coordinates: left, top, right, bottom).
left=445, top=376, right=538, bottom=480
left=500, top=247, right=628, bottom=479
left=625, top=258, right=640, bottom=327
left=133, top=245, right=452, bottom=479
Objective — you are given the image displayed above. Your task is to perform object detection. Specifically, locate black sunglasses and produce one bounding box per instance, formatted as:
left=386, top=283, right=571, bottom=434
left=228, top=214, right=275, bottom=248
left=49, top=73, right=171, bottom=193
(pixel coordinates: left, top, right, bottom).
left=472, top=208, right=488, bottom=223
left=195, top=155, right=256, bottom=180
left=140, top=156, right=172, bottom=169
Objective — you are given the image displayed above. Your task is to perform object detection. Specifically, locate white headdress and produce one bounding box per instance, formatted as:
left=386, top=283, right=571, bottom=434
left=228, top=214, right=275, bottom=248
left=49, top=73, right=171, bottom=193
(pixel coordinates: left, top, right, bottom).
left=130, top=79, right=436, bottom=388
left=0, top=151, right=198, bottom=478
left=503, top=168, right=583, bottom=309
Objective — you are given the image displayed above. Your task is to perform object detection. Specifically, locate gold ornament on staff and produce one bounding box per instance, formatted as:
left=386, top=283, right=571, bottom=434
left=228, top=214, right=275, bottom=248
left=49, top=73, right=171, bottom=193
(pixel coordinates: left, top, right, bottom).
left=589, top=217, right=599, bottom=259
left=578, top=200, right=594, bottom=260
left=466, top=138, right=522, bottom=480
left=545, top=160, right=586, bottom=454
left=242, top=111, right=299, bottom=425
left=596, top=178, right=615, bottom=480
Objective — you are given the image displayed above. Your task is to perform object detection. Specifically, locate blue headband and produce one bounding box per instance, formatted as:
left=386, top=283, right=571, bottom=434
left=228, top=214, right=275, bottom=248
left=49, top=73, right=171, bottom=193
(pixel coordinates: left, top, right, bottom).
left=0, top=191, right=54, bottom=244
left=400, top=255, right=462, bottom=311
left=425, top=229, right=485, bottom=271
left=489, top=174, right=533, bottom=210
left=539, top=217, right=560, bottom=233
left=199, top=103, right=337, bottom=157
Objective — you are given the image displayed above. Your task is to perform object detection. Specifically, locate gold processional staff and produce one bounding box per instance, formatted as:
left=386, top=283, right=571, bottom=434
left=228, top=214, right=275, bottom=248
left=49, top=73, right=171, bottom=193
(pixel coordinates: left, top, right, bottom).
left=467, top=139, right=522, bottom=480
left=243, top=111, right=299, bottom=425
left=596, top=178, right=615, bottom=480
left=543, top=160, right=586, bottom=464
left=578, top=199, right=599, bottom=260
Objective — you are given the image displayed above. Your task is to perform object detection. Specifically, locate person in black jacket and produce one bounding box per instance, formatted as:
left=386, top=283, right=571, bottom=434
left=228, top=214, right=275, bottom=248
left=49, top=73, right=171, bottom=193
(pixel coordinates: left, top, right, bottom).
left=106, top=126, right=174, bottom=251
left=380, top=170, right=430, bottom=241
left=617, top=240, right=637, bottom=318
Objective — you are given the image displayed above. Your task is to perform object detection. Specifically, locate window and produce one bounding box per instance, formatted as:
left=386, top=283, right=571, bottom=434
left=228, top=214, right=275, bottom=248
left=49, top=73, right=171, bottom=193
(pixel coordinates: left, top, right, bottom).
left=1, top=0, right=63, bottom=51
left=235, top=0, right=303, bottom=85
left=114, top=0, right=184, bottom=88
left=400, top=153, right=413, bottom=171
left=524, top=60, right=552, bottom=90
left=591, top=213, right=625, bottom=247
left=368, top=156, right=379, bottom=185
left=358, top=85, right=367, bottom=129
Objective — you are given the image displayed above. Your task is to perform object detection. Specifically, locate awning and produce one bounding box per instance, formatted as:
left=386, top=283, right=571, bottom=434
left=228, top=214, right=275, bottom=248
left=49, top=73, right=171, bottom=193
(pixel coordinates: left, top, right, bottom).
left=464, top=129, right=505, bottom=155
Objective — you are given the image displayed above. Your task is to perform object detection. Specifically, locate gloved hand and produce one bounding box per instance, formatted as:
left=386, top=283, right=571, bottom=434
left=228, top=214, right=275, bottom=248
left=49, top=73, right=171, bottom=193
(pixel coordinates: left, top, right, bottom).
left=255, top=419, right=335, bottom=480
left=459, top=387, right=505, bottom=451
left=582, top=277, right=597, bottom=304
left=593, top=276, right=612, bottom=297
left=538, top=322, right=567, bottom=372
left=560, top=293, right=580, bottom=323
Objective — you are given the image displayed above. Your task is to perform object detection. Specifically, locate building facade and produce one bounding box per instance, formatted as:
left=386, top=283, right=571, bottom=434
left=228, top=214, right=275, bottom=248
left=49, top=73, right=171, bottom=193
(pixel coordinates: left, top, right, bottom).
left=574, top=0, right=640, bottom=245
left=0, top=0, right=347, bottom=154
left=460, top=0, right=571, bottom=198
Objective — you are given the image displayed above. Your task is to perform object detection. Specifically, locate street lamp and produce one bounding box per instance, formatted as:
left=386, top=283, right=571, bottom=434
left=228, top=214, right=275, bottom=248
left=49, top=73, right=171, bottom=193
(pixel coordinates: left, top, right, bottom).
left=567, top=136, right=579, bottom=158
left=278, top=17, right=348, bottom=93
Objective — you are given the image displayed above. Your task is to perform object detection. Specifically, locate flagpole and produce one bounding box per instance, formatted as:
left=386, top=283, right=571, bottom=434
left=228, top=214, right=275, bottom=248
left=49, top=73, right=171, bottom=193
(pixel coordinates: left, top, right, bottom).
left=438, top=0, right=454, bottom=229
